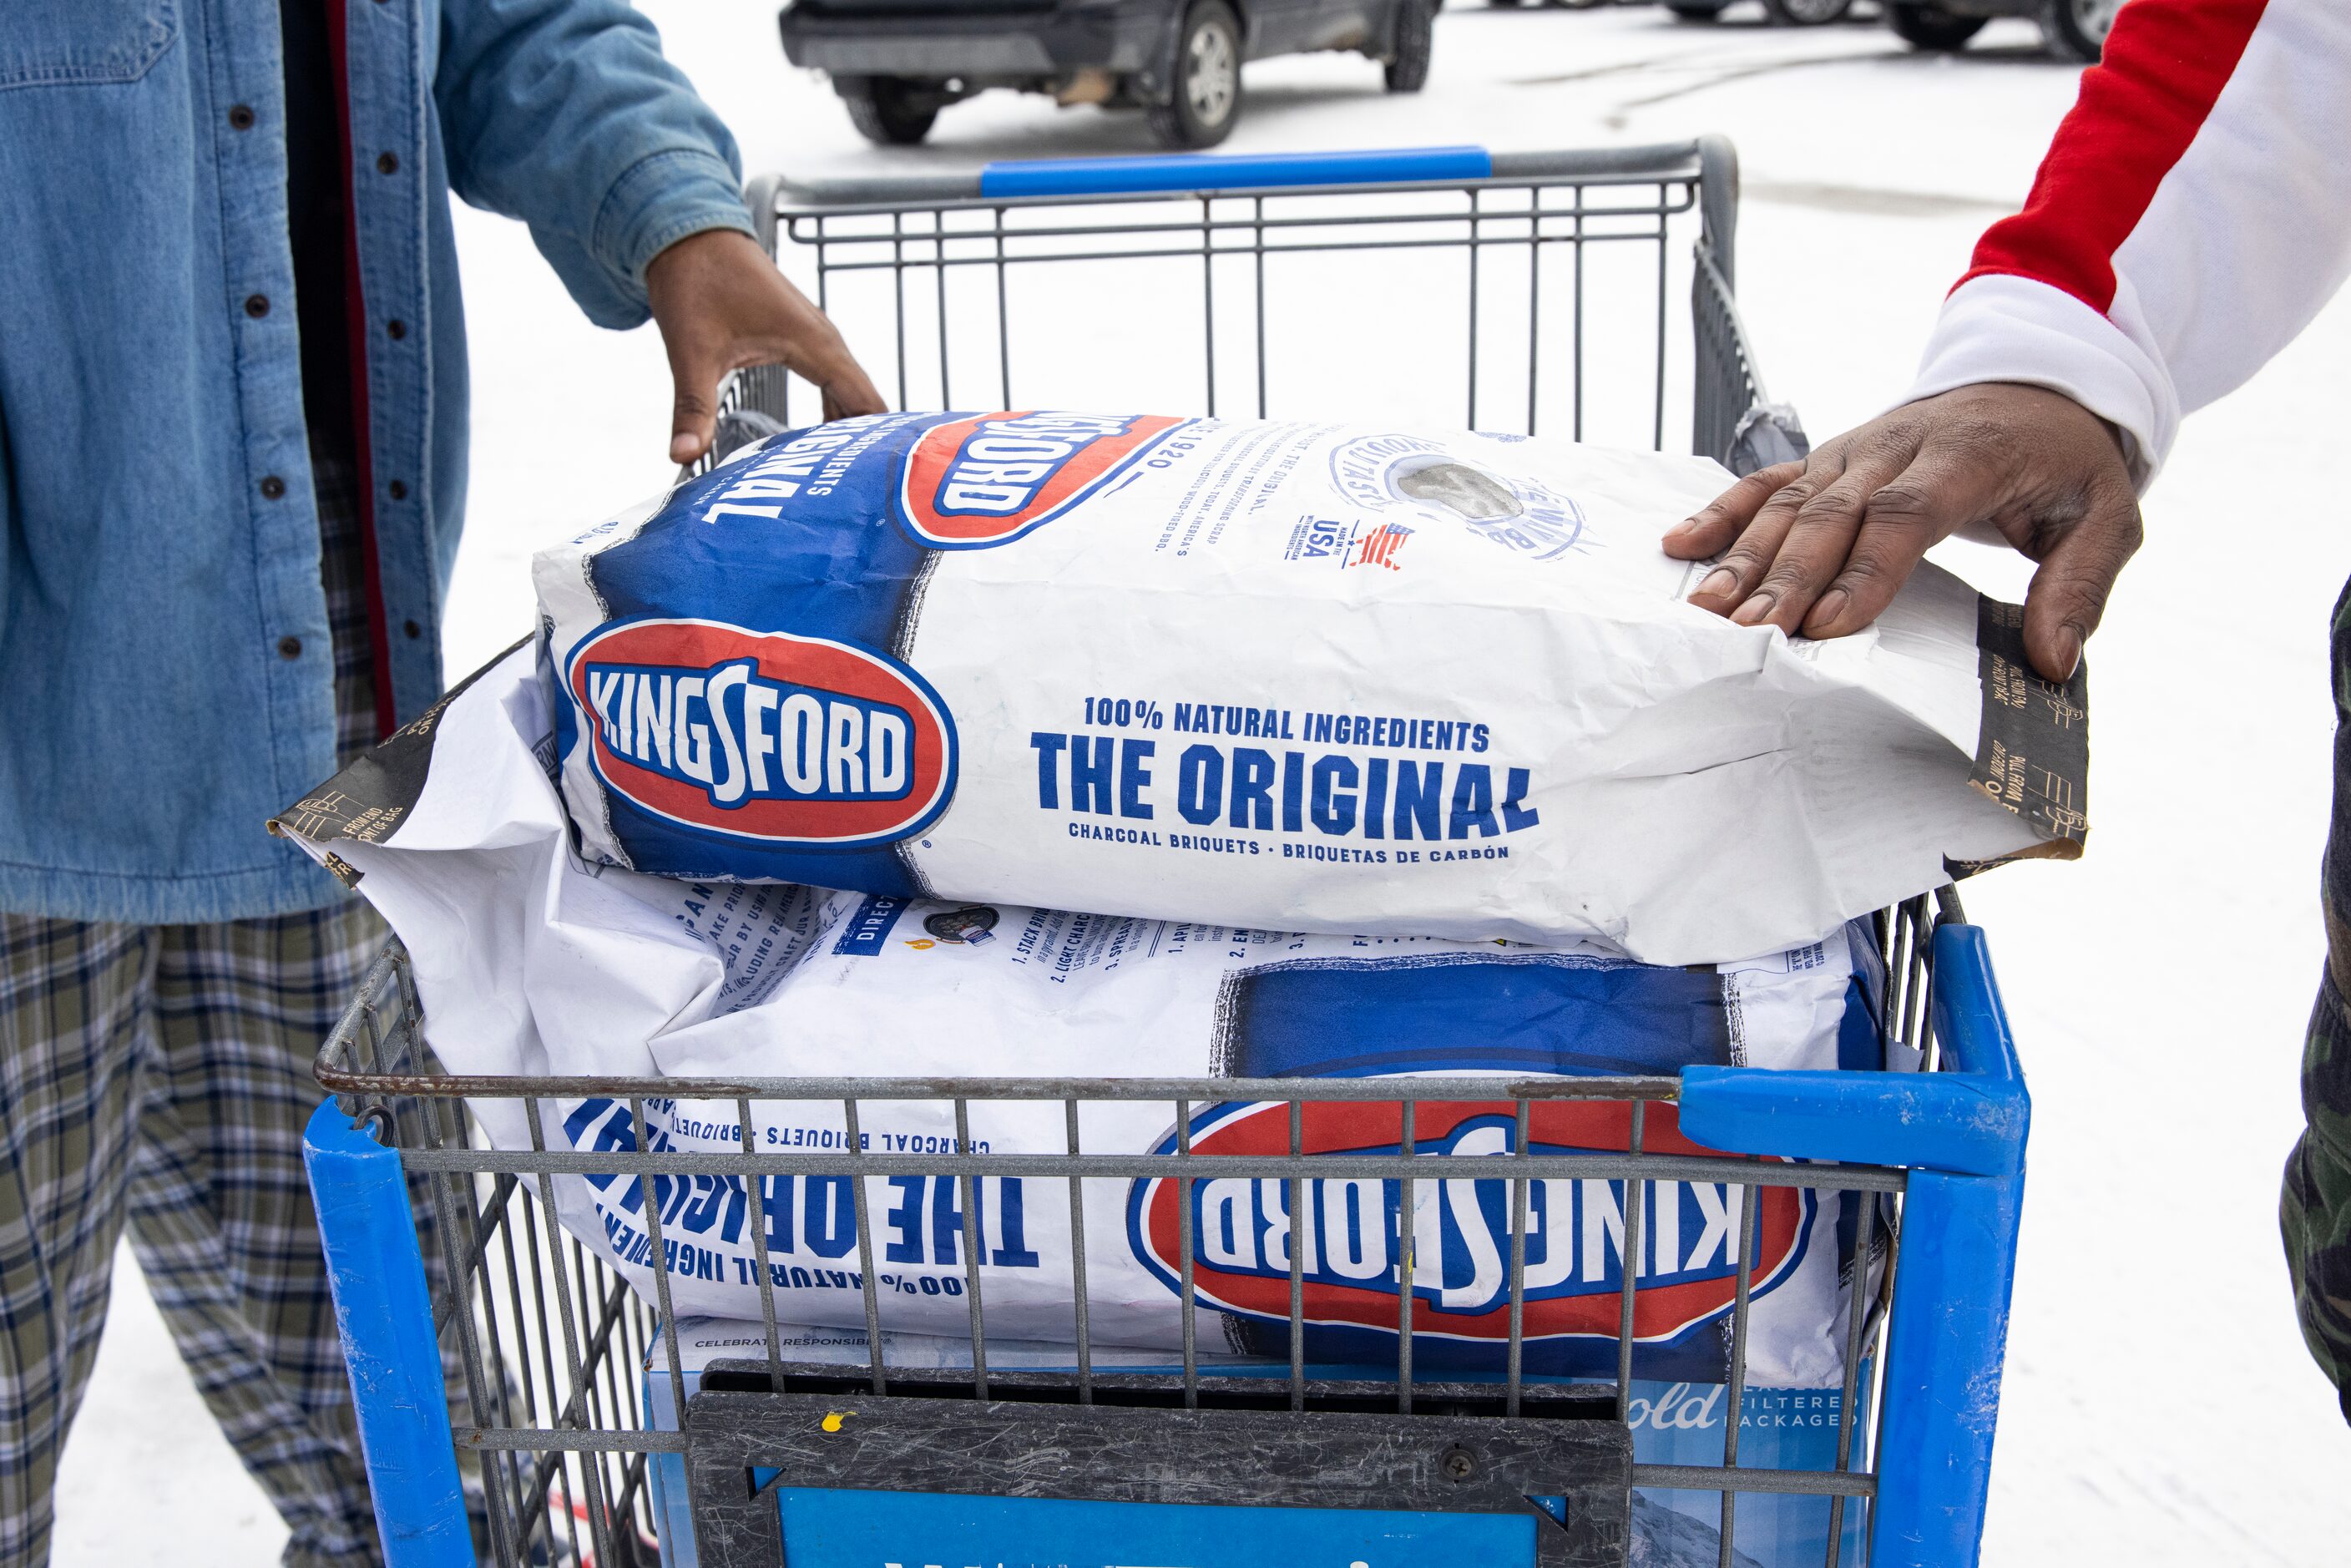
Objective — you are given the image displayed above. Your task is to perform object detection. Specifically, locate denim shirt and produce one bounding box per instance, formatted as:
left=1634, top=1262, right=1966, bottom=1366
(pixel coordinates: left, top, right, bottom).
left=0, top=1, right=756, bottom=924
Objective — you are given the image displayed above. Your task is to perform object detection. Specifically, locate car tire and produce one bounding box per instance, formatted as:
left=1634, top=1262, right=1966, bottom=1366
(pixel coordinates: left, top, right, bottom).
left=1762, top=0, right=1853, bottom=22
left=1385, top=0, right=1434, bottom=92
left=1665, top=1, right=1728, bottom=20
left=1147, top=0, right=1243, bottom=149
left=1887, top=3, right=1987, bottom=48
left=2038, top=0, right=2113, bottom=61
left=841, top=78, right=939, bottom=145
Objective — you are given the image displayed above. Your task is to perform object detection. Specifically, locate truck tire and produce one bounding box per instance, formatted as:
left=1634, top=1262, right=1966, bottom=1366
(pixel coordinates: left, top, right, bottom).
left=1385, top=0, right=1433, bottom=93
left=841, top=78, right=939, bottom=145
left=1147, top=0, right=1243, bottom=149
left=1665, top=1, right=1727, bottom=20
left=1761, top=0, right=1852, bottom=22
left=1888, top=3, right=1986, bottom=48
left=2038, top=0, right=2114, bottom=61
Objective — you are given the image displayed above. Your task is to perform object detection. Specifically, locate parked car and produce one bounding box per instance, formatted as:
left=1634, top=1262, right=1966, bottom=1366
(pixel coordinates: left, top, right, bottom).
left=779, top=0, right=1436, bottom=149
left=1658, top=0, right=1854, bottom=25
left=1886, top=0, right=2112, bottom=60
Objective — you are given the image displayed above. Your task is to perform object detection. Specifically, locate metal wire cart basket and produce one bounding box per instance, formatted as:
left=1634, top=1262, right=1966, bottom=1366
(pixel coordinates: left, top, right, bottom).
left=301, top=144, right=2028, bottom=1568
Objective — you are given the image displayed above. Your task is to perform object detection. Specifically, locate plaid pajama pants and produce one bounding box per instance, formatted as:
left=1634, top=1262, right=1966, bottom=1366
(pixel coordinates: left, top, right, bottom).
left=0, top=453, right=391, bottom=1567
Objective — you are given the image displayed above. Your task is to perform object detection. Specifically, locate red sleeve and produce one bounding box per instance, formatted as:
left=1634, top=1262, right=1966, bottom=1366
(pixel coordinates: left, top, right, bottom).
left=1959, top=0, right=2269, bottom=311
left=1909, top=0, right=2351, bottom=483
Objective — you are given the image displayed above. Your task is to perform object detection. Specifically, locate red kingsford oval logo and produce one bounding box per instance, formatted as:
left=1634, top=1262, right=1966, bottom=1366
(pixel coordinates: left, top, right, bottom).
left=894, top=411, right=1193, bottom=549
left=1129, top=1097, right=1810, bottom=1346
left=568, top=618, right=957, bottom=848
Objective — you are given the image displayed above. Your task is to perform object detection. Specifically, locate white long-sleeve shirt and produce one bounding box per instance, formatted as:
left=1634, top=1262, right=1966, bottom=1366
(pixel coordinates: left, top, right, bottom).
left=1904, top=0, right=2351, bottom=486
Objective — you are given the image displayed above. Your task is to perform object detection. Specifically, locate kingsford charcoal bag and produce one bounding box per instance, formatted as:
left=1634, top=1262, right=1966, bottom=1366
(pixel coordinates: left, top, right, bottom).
left=275, top=645, right=1893, bottom=1387
left=533, top=412, right=2088, bottom=965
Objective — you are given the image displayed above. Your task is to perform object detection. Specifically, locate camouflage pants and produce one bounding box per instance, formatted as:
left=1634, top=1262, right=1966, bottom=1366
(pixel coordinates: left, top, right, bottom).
left=2284, top=578, right=2351, bottom=1424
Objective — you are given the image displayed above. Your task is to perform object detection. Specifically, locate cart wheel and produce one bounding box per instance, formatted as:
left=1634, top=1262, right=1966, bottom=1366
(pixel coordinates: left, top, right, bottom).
left=1762, top=0, right=1853, bottom=23
left=1384, top=0, right=1434, bottom=93
left=2038, top=0, right=2114, bottom=61
left=1665, top=0, right=1728, bottom=20
left=841, top=77, right=940, bottom=146
left=1148, top=0, right=1243, bottom=149
left=1888, top=3, right=1987, bottom=48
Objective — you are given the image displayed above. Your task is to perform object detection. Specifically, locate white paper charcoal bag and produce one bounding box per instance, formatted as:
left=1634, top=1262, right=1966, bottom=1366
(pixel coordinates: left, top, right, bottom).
left=276, top=647, right=1895, bottom=1386
left=531, top=413, right=2086, bottom=965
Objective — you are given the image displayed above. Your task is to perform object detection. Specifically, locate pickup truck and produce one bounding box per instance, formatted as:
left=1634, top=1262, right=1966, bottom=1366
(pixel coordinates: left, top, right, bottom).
left=779, top=0, right=1435, bottom=148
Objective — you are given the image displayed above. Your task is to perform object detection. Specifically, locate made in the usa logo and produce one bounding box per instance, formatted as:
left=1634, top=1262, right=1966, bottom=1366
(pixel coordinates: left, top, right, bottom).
left=1286, top=516, right=1415, bottom=570
left=568, top=618, right=955, bottom=849
left=894, top=411, right=1193, bottom=549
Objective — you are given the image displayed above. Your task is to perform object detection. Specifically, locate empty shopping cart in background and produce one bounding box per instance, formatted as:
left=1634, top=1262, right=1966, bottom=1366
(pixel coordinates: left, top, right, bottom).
left=301, top=142, right=2024, bottom=1568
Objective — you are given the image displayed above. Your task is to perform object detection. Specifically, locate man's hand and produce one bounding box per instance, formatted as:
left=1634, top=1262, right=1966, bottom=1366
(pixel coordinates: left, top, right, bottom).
left=1662, top=382, right=2142, bottom=681
left=645, top=228, right=888, bottom=465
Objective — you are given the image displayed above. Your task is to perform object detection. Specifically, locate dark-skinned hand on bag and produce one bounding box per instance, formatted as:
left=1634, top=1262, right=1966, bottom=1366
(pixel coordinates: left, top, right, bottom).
left=1663, top=382, right=2143, bottom=683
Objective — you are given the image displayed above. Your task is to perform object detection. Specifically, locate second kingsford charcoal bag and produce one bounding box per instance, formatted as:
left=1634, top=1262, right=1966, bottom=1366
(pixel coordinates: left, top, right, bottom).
left=535, top=412, right=2087, bottom=965
left=274, top=647, right=1894, bottom=1388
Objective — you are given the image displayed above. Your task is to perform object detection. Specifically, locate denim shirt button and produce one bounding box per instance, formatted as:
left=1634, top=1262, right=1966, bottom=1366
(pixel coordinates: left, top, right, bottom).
left=404, top=620, right=422, bottom=640
left=244, top=294, right=270, bottom=318
left=377, top=151, right=400, bottom=175
left=387, top=479, right=407, bottom=500
left=386, top=319, right=407, bottom=340
left=259, top=475, right=286, bottom=499
left=276, top=636, right=303, bottom=660
left=228, top=104, right=256, bottom=131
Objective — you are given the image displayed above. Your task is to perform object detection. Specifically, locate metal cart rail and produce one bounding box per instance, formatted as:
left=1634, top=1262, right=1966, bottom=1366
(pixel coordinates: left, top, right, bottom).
left=301, top=142, right=2023, bottom=1568
left=729, top=139, right=1803, bottom=472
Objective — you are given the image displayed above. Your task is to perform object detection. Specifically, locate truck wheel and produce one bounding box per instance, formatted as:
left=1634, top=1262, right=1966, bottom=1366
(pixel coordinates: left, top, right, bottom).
left=1665, top=1, right=1727, bottom=20
left=1147, top=1, right=1242, bottom=149
left=1888, top=3, right=1986, bottom=48
left=841, top=78, right=939, bottom=146
left=1385, top=0, right=1433, bottom=93
left=1762, top=0, right=1852, bottom=22
left=2039, top=0, right=2115, bottom=61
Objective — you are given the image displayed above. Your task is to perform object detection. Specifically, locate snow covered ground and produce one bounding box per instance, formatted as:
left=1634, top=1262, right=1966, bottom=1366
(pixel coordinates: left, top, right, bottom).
left=53, top=2, right=2351, bottom=1561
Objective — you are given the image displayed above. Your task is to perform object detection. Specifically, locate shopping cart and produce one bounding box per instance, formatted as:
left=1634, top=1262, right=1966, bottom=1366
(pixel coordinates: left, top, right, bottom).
left=301, top=140, right=2027, bottom=1568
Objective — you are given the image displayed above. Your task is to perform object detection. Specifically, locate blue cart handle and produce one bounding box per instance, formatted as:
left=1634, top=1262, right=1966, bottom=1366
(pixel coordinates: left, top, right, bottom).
left=1676, top=923, right=2028, bottom=1176
left=972, top=141, right=1734, bottom=200
left=1679, top=923, right=2027, bottom=1568
left=305, top=1100, right=475, bottom=1568
left=978, top=145, right=1496, bottom=199
left=757, top=140, right=1737, bottom=264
